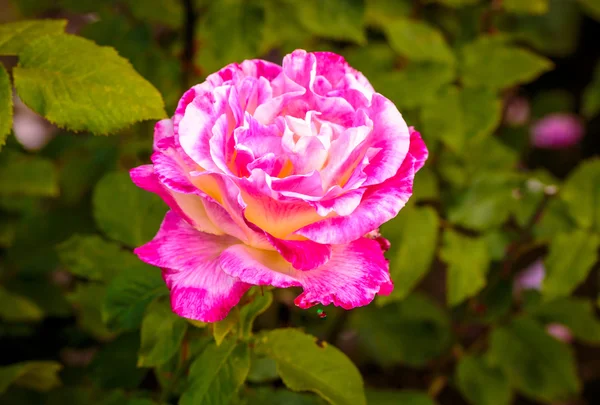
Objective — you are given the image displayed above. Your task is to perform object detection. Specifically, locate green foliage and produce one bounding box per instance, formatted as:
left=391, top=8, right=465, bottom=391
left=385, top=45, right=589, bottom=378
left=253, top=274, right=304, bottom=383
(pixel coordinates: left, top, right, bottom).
left=0, top=64, right=12, bottom=150
left=253, top=329, right=366, bottom=405
left=0, top=285, right=43, bottom=322
left=578, top=0, right=600, bottom=20
left=459, top=36, right=553, bottom=90
left=0, top=19, right=66, bottom=55
left=295, top=0, right=366, bottom=44
left=441, top=230, right=490, bottom=306
left=0, top=361, right=62, bottom=393
left=13, top=34, right=166, bottom=134
left=239, top=290, right=273, bottom=337
left=542, top=230, right=599, bottom=300
left=456, top=354, right=511, bottom=405
left=102, top=261, right=168, bottom=331
left=0, top=151, right=58, bottom=196
left=583, top=62, right=600, bottom=119
left=366, top=389, right=437, bottom=405
left=57, top=234, right=139, bottom=281
left=93, top=171, right=167, bottom=247
left=138, top=299, right=188, bottom=367
left=195, top=1, right=265, bottom=75
left=379, top=206, right=439, bottom=303
left=180, top=338, right=250, bottom=405
left=560, top=159, right=600, bottom=232
left=489, top=317, right=580, bottom=402
left=503, top=0, right=549, bottom=14
left=351, top=294, right=451, bottom=367
left=528, top=296, right=600, bottom=344
left=384, top=17, right=455, bottom=65
left=213, top=307, right=239, bottom=346
left=420, top=86, right=502, bottom=151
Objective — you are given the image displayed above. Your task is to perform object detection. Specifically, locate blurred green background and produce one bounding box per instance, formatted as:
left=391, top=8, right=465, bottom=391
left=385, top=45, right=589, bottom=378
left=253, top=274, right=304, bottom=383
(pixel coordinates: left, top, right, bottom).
left=1, top=0, right=600, bottom=404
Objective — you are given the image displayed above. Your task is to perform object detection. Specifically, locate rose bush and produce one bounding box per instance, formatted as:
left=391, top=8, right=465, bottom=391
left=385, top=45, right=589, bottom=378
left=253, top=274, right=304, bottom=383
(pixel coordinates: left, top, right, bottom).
left=130, top=50, right=427, bottom=322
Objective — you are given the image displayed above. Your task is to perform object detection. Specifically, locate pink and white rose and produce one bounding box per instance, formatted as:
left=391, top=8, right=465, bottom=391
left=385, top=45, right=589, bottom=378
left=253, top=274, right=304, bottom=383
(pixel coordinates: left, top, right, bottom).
left=130, top=50, right=428, bottom=322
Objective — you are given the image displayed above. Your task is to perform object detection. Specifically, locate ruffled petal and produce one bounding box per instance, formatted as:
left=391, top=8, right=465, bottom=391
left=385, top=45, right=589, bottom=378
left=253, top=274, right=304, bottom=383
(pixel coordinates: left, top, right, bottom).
left=134, top=211, right=250, bottom=322
left=219, top=237, right=391, bottom=310
left=295, top=129, right=428, bottom=244
left=360, top=94, right=411, bottom=186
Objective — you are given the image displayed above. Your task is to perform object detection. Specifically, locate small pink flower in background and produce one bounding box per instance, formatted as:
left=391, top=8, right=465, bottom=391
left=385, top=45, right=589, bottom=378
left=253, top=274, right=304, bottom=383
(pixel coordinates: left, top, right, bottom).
left=130, top=50, right=427, bottom=322
left=513, top=259, right=545, bottom=298
left=546, top=323, right=573, bottom=343
left=12, top=95, right=57, bottom=151
left=513, top=260, right=573, bottom=343
left=504, top=96, right=530, bottom=127
left=530, top=113, right=584, bottom=149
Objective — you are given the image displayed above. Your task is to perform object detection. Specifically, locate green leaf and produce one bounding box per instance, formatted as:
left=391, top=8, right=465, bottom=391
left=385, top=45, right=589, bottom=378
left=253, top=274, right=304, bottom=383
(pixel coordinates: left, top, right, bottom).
left=497, top=0, right=581, bottom=57
left=578, top=0, right=600, bottom=20
left=448, top=173, right=522, bottom=231
left=195, top=1, right=265, bottom=75
left=13, top=34, right=166, bottom=134
left=412, top=168, right=439, bottom=202
left=247, top=354, right=279, bottom=383
left=441, top=230, right=490, bottom=306
left=504, top=0, right=548, bottom=14
left=93, top=171, right=167, bottom=247
left=365, top=389, right=437, bottom=405
left=533, top=198, right=577, bottom=242
left=460, top=36, right=553, bottom=90
left=379, top=206, right=439, bottom=304
left=489, top=317, right=580, bottom=402
left=0, top=285, right=43, bottom=322
left=384, top=17, right=455, bottom=64
left=124, top=0, right=182, bottom=28
left=0, top=151, right=58, bottom=196
left=294, top=0, right=366, bottom=44
left=68, top=283, right=114, bottom=340
left=260, top=0, right=310, bottom=54
left=350, top=294, right=451, bottom=368
left=7, top=279, right=71, bottom=318
left=239, top=387, right=327, bottom=405
left=0, top=19, right=66, bottom=55
left=102, top=261, right=168, bottom=331
left=373, top=62, right=455, bottom=110
left=0, top=361, right=62, bottom=394
left=0, top=64, right=12, bottom=150
left=560, top=159, right=600, bottom=232
left=254, top=329, right=365, bottom=405
left=456, top=354, right=512, bottom=405
left=542, top=230, right=599, bottom=300
left=364, top=0, right=411, bottom=27
left=420, top=86, right=502, bottom=151
left=239, top=290, right=273, bottom=337
left=583, top=62, right=600, bottom=119
left=181, top=339, right=250, bottom=405
left=213, top=307, right=239, bottom=346
left=138, top=299, right=187, bottom=367
left=57, top=234, right=140, bottom=281
left=529, top=297, right=600, bottom=344
left=89, top=332, right=147, bottom=389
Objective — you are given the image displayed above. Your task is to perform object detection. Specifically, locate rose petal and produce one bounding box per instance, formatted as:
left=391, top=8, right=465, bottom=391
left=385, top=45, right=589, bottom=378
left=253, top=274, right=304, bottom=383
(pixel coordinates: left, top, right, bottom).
left=219, top=237, right=391, bottom=310
left=134, top=211, right=250, bottom=322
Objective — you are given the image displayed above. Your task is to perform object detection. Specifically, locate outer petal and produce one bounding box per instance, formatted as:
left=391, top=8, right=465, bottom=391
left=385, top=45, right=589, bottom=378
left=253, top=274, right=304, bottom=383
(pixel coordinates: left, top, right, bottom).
left=295, top=129, right=428, bottom=244
left=153, top=119, right=174, bottom=151
left=134, top=211, right=250, bottom=322
left=219, top=237, right=391, bottom=310
left=360, top=94, right=411, bottom=186
left=130, top=164, right=222, bottom=235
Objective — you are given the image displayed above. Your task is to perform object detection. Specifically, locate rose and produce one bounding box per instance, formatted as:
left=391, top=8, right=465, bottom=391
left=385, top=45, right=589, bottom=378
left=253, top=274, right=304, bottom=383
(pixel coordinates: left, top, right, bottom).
left=130, top=50, right=428, bottom=322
